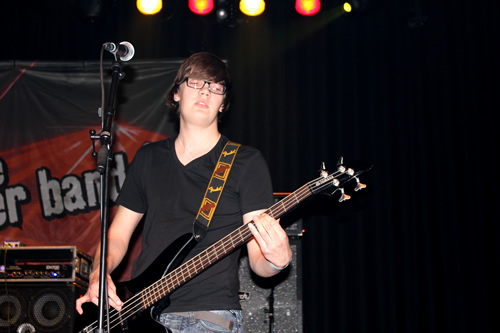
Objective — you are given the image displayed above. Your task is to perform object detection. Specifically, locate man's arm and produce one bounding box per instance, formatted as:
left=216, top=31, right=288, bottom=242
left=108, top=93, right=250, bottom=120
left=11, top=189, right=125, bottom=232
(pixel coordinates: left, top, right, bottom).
left=76, top=205, right=144, bottom=314
left=244, top=210, right=293, bottom=278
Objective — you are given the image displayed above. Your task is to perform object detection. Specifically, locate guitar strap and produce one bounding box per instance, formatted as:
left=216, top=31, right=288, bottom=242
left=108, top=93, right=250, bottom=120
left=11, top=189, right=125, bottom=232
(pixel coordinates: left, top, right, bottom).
left=192, top=140, right=241, bottom=242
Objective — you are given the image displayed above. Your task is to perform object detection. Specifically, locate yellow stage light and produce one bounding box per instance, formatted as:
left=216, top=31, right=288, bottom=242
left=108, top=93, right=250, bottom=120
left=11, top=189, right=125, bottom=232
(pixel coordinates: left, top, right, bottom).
left=343, top=2, right=352, bottom=12
left=240, top=0, right=265, bottom=17
left=137, top=0, right=162, bottom=15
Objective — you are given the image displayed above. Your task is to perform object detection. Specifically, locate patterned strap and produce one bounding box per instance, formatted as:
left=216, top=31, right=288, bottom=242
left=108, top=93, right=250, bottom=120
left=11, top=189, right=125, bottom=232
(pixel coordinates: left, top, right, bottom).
left=193, top=141, right=241, bottom=241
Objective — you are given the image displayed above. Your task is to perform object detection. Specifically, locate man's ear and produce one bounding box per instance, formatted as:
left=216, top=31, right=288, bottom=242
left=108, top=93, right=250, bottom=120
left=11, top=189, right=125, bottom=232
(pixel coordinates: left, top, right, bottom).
left=174, top=93, right=180, bottom=102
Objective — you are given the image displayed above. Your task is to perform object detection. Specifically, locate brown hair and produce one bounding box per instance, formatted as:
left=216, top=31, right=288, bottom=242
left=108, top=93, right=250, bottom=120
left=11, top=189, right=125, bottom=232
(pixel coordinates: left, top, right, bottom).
left=166, top=52, right=232, bottom=119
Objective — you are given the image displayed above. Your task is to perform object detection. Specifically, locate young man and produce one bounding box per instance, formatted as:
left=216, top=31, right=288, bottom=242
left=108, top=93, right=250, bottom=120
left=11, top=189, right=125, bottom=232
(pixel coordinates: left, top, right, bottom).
left=76, top=52, right=293, bottom=332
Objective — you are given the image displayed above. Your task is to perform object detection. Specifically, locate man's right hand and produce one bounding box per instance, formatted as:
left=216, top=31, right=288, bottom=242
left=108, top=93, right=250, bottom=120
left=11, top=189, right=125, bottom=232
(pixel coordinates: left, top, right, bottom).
left=75, top=270, right=123, bottom=315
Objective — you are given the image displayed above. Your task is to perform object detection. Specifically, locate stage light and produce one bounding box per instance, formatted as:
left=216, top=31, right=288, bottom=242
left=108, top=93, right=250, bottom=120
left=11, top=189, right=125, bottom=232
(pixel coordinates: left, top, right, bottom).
left=239, top=0, right=265, bottom=16
left=216, top=7, right=229, bottom=21
left=295, top=0, right=321, bottom=16
left=214, top=0, right=236, bottom=24
left=136, top=0, right=162, bottom=15
left=343, top=0, right=370, bottom=14
left=216, top=6, right=231, bottom=22
left=189, top=0, right=215, bottom=15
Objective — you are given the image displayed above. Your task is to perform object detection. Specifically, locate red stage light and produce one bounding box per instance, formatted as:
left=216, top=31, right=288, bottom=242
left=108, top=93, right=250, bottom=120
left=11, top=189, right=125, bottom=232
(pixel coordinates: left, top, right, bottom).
left=295, top=0, right=321, bottom=16
left=189, top=0, right=214, bottom=15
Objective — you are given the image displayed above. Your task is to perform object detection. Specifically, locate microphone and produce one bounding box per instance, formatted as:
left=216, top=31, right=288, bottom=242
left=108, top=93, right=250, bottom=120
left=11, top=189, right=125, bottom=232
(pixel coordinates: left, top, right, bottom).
left=102, top=41, right=135, bottom=61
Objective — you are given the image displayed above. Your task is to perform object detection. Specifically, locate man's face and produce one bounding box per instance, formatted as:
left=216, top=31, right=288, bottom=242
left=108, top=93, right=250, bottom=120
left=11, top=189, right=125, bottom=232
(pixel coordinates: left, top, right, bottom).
left=174, top=78, right=225, bottom=127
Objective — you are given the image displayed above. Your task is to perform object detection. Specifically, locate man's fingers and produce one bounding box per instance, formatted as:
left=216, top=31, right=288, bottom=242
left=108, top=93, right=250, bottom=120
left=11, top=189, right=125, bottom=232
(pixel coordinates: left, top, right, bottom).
left=75, top=294, right=91, bottom=314
left=107, top=293, right=123, bottom=311
left=252, top=214, right=280, bottom=240
left=75, top=288, right=123, bottom=314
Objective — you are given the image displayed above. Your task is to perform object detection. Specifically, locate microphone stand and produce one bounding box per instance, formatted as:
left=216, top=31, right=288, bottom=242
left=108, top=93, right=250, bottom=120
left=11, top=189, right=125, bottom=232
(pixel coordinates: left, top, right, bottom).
left=90, top=59, right=125, bottom=333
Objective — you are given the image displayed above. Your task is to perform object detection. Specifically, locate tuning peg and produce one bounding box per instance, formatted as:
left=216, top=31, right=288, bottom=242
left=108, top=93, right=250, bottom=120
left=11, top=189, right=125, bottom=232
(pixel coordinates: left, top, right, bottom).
left=319, top=162, right=328, bottom=178
left=354, top=177, right=367, bottom=191
left=338, top=188, right=351, bottom=202
left=336, top=156, right=344, bottom=167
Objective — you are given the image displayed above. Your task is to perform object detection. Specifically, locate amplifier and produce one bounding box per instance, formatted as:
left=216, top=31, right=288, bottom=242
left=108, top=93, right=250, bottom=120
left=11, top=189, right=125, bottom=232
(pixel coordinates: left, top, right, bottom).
left=0, top=246, right=92, bottom=287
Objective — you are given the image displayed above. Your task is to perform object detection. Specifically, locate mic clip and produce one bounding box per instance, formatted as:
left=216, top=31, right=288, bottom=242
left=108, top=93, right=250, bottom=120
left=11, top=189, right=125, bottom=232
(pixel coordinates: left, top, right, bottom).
left=102, top=41, right=135, bottom=62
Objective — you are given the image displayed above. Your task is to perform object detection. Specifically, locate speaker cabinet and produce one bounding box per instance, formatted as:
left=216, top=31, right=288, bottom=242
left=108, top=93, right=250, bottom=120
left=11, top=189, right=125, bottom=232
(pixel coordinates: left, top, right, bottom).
left=0, top=283, right=85, bottom=333
left=238, top=239, right=302, bottom=333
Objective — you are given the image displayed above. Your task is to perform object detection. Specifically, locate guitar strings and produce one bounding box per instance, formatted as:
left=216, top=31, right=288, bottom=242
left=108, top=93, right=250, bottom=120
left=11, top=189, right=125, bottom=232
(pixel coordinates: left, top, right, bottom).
left=80, top=169, right=345, bottom=332
left=139, top=168, right=345, bottom=303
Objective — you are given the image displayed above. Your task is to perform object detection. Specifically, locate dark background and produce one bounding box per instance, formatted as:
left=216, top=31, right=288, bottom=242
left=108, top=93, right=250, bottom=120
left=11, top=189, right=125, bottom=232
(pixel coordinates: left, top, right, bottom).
left=1, top=0, right=499, bottom=332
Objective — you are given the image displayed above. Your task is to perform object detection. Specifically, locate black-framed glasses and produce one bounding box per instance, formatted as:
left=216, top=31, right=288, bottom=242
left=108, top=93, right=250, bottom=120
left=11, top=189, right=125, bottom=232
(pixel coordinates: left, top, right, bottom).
left=183, top=77, right=226, bottom=95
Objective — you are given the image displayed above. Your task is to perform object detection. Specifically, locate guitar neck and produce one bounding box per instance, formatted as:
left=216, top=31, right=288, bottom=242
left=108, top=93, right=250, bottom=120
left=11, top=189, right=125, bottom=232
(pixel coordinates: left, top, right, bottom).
left=140, top=183, right=313, bottom=308
left=265, top=183, right=313, bottom=219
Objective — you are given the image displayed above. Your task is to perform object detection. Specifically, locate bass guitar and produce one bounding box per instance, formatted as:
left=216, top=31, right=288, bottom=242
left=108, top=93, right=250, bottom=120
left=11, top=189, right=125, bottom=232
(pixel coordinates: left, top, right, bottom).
left=78, top=159, right=370, bottom=332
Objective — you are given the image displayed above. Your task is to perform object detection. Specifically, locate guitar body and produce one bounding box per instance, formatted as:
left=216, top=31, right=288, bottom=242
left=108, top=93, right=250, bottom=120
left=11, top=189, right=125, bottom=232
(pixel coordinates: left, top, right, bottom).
left=125, top=233, right=198, bottom=320
left=125, top=233, right=196, bottom=294
left=75, top=302, right=169, bottom=333
left=76, top=233, right=197, bottom=332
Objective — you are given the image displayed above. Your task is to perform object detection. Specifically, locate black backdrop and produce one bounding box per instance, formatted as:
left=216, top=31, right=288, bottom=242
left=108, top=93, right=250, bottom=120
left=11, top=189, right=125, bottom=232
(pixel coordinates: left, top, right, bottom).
left=1, top=1, right=499, bottom=332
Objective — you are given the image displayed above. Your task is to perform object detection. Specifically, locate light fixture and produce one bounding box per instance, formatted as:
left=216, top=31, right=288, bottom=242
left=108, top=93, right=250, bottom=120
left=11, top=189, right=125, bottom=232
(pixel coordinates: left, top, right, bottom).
left=295, top=0, right=321, bottom=16
left=343, top=0, right=371, bottom=14
left=239, top=0, right=265, bottom=17
left=189, top=0, right=215, bottom=15
left=136, top=0, right=162, bottom=15
left=216, top=7, right=230, bottom=22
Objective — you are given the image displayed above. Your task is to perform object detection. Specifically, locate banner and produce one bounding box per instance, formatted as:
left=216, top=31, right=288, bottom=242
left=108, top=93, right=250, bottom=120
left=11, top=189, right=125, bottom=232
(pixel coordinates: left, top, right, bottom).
left=0, top=59, right=180, bottom=280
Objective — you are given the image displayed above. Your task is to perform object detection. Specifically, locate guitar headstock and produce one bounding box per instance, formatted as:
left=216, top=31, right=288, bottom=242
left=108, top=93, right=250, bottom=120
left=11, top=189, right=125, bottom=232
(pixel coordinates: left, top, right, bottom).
left=309, top=157, right=371, bottom=202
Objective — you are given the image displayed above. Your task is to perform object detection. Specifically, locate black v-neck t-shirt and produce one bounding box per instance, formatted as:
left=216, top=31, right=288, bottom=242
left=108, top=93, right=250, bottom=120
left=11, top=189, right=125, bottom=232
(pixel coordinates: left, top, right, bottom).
left=116, top=135, right=274, bottom=312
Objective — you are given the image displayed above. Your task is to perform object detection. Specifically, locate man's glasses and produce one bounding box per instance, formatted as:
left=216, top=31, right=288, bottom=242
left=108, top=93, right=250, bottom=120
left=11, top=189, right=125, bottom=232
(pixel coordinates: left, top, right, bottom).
left=183, top=77, right=226, bottom=95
